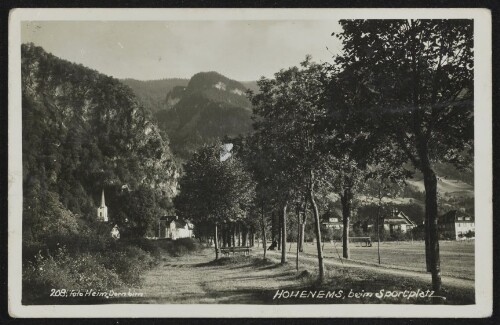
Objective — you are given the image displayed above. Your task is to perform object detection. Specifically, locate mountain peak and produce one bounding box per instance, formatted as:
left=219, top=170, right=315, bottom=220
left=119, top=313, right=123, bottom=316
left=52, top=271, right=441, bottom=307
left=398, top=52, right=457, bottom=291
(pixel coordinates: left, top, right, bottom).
left=187, top=71, right=248, bottom=95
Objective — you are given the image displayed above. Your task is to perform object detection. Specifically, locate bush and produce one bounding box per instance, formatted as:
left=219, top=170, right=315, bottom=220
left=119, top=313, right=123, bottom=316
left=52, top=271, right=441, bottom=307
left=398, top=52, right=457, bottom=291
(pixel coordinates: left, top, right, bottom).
left=464, top=230, right=475, bottom=238
left=390, top=229, right=406, bottom=241
left=22, top=225, right=163, bottom=304
left=99, top=245, right=155, bottom=286
left=119, top=237, right=162, bottom=262
left=411, top=225, right=426, bottom=241
left=23, top=247, right=122, bottom=302
left=164, top=238, right=202, bottom=257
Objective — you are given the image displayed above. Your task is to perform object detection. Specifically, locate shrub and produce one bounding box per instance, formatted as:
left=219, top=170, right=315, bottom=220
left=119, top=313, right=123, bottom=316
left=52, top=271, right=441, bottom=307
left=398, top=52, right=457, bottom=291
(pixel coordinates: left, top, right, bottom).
left=464, top=230, right=475, bottom=238
left=389, top=229, right=406, bottom=241
left=22, top=226, right=162, bottom=304
left=119, top=237, right=162, bottom=262
left=159, top=238, right=202, bottom=257
left=99, top=245, right=154, bottom=286
left=23, top=247, right=122, bottom=302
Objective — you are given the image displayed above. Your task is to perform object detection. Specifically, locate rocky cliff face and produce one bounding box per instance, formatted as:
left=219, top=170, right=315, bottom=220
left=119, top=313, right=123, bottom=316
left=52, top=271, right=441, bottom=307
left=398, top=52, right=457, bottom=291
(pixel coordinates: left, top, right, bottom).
left=22, top=43, right=178, bottom=217
left=155, top=71, right=254, bottom=160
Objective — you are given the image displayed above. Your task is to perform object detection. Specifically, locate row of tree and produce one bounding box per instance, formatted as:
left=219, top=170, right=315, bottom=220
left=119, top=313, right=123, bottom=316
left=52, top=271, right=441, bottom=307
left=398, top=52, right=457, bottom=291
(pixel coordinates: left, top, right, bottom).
left=175, top=19, right=473, bottom=294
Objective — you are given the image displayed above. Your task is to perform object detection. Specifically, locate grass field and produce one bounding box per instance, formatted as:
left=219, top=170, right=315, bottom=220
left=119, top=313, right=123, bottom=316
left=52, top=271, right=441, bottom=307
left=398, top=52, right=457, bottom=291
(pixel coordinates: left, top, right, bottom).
left=281, top=240, right=475, bottom=280
left=110, top=242, right=474, bottom=305
left=37, top=240, right=474, bottom=305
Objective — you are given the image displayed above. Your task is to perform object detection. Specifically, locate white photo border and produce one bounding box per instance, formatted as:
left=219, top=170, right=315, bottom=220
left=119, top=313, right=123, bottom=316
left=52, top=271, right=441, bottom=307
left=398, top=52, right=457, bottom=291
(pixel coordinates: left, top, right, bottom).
left=8, top=8, right=493, bottom=318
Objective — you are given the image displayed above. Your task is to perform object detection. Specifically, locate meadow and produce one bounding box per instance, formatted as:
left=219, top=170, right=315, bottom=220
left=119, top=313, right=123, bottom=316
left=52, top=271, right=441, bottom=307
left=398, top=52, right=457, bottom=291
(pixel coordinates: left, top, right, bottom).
left=292, top=240, right=475, bottom=280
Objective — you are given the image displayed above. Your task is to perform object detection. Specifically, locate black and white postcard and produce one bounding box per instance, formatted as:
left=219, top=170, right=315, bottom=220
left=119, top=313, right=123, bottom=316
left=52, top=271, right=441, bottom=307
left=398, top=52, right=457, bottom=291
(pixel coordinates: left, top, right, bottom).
left=8, top=8, right=493, bottom=318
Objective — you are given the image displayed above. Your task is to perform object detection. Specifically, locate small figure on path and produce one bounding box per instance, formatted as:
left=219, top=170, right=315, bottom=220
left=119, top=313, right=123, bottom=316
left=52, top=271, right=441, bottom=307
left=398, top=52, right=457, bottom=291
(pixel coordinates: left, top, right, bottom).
left=268, top=240, right=278, bottom=250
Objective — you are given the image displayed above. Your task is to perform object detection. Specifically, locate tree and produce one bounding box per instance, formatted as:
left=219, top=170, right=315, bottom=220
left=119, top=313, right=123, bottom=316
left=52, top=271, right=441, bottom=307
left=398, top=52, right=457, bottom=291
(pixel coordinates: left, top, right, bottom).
left=247, top=127, right=294, bottom=264
left=250, top=57, right=332, bottom=279
left=362, top=155, right=409, bottom=264
left=121, top=185, right=162, bottom=237
left=174, top=142, right=255, bottom=259
left=333, top=19, right=473, bottom=292
left=319, top=151, right=366, bottom=260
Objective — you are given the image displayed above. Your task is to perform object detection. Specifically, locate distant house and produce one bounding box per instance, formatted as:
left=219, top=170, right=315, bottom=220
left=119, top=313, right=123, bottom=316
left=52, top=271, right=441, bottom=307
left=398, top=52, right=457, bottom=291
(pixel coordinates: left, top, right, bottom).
left=158, top=216, right=194, bottom=240
left=438, top=210, right=474, bottom=240
left=321, top=209, right=343, bottom=229
left=383, top=210, right=416, bottom=234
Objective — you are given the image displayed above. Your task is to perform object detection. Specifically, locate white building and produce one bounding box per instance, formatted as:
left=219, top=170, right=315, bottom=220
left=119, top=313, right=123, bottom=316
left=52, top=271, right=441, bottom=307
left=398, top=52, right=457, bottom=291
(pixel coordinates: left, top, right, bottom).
left=158, top=216, right=194, bottom=240
left=438, top=210, right=475, bottom=240
left=383, top=210, right=416, bottom=234
left=97, top=189, right=108, bottom=222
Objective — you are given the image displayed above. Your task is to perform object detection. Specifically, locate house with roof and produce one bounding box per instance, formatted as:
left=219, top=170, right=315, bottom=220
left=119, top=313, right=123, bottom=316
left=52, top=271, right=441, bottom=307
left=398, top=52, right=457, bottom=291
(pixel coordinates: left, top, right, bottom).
left=383, top=210, right=416, bottom=234
left=321, top=209, right=344, bottom=229
left=438, top=210, right=474, bottom=240
left=158, top=216, right=194, bottom=240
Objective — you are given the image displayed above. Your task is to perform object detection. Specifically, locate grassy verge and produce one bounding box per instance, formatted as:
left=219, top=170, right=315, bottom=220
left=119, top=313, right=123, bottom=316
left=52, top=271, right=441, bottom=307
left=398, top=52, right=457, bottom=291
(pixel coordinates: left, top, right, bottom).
left=293, top=267, right=474, bottom=305
left=22, top=236, right=202, bottom=305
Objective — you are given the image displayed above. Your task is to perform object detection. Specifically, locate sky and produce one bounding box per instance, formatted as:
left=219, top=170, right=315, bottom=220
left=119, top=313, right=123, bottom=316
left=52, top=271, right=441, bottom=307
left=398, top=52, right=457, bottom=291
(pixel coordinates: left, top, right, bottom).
left=21, top=20, right=343, bottom=81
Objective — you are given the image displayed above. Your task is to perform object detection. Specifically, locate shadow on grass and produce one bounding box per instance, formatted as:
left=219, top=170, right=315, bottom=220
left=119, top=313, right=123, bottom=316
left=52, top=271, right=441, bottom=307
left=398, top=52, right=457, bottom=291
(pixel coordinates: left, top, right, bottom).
left=193, top=256, right=275, bottom=268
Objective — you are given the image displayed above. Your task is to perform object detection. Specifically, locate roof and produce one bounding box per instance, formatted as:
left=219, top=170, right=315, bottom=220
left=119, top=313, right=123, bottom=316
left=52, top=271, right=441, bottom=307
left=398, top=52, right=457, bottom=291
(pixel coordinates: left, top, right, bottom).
left=384, top=211, right=416, bottom=226
left=439, top=210, right=474, bottom=224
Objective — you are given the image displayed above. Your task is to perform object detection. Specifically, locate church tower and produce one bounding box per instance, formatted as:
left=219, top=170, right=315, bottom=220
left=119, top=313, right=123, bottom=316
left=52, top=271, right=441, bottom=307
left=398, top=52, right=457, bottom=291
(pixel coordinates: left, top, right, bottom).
left=97, top=189, right=108, bottom=222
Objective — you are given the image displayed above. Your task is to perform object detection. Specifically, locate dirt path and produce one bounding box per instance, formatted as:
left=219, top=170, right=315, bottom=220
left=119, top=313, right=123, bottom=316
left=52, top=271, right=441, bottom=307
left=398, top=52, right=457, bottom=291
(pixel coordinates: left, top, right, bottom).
left=117, top=248, right=474, bottom=304
left=265, top=250, right=474, bottom=290
left=127, top=249, right=299, bottom=304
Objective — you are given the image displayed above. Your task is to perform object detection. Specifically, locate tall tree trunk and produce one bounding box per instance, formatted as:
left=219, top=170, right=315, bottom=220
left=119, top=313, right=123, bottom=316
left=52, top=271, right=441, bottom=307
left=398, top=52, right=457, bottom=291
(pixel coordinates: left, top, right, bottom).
left=416, top=129, right=442, bottom=293
left=299, top=222, right=305, bottom=252
left=237, top=223, right=241, bottom=247
left=425, top=210, right=431, bottom=271
left=296, top=208, right=300, bottom=271
left=261, top=205, right=267, bottom=259
left=281, top=203, right=288, bottom=264
left=422, top=166, right=442, bottom=293
left=271, top=212, right=276, bottom=245
left=341, top=188, right=352, bottom=259
left=232, top=224, right=236, bottom=247
left=222, top=225, right=227, bottom=248
left=277, top=213, right=282, bottom=251
left=214, top=222, right=219, bottom=260
left=243, top=226, right=247, bottom=246
left=309, top=170, right=325, bottom=282
left=376, top=188, right=382, bottom=265
left=299, top=196, right=308, bottom=252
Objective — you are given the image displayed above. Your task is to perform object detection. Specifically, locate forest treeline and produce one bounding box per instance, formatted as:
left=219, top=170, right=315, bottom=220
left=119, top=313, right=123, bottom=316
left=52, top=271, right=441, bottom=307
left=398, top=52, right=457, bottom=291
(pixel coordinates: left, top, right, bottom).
left=21, top=43, right=179, bottom=303
left=174, top=19, right=474, bottom=293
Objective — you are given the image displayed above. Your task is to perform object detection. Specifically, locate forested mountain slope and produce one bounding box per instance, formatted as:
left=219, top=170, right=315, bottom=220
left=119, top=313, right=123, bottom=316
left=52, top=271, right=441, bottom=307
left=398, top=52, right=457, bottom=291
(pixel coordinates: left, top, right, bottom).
left=120, top=78, right=189, bottom=113
left=154, top=71, right=254, bottom=160
left=22, top=43, right=177, bottom=238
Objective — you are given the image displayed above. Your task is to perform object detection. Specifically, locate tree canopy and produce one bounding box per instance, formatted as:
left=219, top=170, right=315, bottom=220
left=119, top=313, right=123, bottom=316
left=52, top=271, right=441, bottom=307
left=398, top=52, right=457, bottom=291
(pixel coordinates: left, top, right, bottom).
left=330, top=19, right=474, bottom=292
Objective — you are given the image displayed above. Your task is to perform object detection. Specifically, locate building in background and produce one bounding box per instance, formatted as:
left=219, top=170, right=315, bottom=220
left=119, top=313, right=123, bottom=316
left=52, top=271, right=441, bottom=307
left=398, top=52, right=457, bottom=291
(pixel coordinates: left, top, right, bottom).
left=158, top=216, right=194, bottom=240
left=383, top=210, right=416, bottom=234
left=97, top=189, right=108, bottom=222
left=438, top=210, right=475, bottom=240
left=321, top=209, right=344, bottom=230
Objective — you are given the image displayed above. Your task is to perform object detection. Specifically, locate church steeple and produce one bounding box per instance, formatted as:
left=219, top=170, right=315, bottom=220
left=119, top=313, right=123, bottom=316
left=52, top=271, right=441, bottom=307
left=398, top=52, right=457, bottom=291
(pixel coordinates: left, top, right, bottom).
left=97, top=189, right=108, bottom=222
left=100, top=189, right=106, bottom=207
